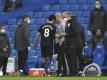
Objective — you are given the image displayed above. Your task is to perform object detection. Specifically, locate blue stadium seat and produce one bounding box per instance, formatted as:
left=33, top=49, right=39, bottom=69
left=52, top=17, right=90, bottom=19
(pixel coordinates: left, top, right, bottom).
left=36, top=56, right=43, bottom=68
left=93, top=43, right=105, bottom=67
left=30, top=31, right=36, bottom=37
left=29, top=25, right=36, bottom=31
left=9, top=38, right=14, bottom=44
left=27, top=56, right=38, bottom=63
left=9, top=31, right=15, bottom=38
left=30, top=18, right=35, bottom=24
left=59, top=0, right=67, bottom=4
left=24, top=12, right=34, bottom=17
left=42, top=5, right=51, bottom=11
left=80, top=4, right=90, bottom=10
left=77, top=0, right=86, bottom=3
left=8, top=25, right=16, bottom=31
left=35, top=18, right=45, bottom=25
left=84, top=44, right=92, bottom=56
left=43, top=12, right=53, bottom=17
left=60, top=5, right=70, bottom=10
left=10, top=49, right=17, bottom=57
left=51, top=5, right=60, bottom=11
left=82, top=11, right=90, bottom=17
left=34, top=12, right=43, bottom=18
left=68, top=0, right=77, bottom=4
left=104, top=31, right=107, bottom=39
left=69, top=5, right=79, bottom=10
left=8, top=19, right=17, bottom=25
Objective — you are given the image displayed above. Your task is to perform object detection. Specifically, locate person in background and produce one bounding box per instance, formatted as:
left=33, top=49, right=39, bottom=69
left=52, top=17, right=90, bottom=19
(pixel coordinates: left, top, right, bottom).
left=14, top=15, right=30, bottom=75
left=3, top=0, right=22, bottom=12
left=55, top=12, right=67, bottom=76
left=92, top=29, right=103, bottom=50
left=0, top=24, right=11, bottom=76
left=3, top=0, right=12, bottom=12
left=89, top=0, right=107, bottom=35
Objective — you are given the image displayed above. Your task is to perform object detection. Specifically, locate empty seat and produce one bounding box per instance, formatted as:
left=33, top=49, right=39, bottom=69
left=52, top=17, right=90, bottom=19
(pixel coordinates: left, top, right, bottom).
left=8, top=25, right=16, bottom=31
left=30, top=18, right=35, bottom=24
left=24, top=12, right=34, bottom=17
left=42, top=5, right=51, bottom=11
left=60, top=5, right=70, bottom=10
left=30, top=31, right=36, bottom=37
left=34, top=12, right=43, bottom=18
left=51, top=5, right=60, bottom=11
left=93, top=43, right=105, bottom=67
left=84, top=45, right=92, bottom=56
left=8, top=19, right=17, bottom=25
left=59, top=0, right=67, bottom=4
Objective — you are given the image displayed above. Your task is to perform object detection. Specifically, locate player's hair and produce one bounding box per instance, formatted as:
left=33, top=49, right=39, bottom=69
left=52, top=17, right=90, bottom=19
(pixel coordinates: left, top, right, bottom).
left=48, top=15, right=56, bottom=21
left=22, top=15, right=30, bottom=21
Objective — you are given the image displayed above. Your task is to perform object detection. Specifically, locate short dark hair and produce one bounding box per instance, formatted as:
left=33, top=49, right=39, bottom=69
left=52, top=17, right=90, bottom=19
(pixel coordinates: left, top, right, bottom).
left=22, top=15, right=30, bottom=21
left=48, top=15, right=56, bottom=21
left=96, top=0, right=100, bottom=2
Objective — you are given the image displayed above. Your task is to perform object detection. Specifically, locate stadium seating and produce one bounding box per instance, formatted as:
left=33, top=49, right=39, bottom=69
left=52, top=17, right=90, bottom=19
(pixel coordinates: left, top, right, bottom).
left=93, top=43, right=106, bottom=68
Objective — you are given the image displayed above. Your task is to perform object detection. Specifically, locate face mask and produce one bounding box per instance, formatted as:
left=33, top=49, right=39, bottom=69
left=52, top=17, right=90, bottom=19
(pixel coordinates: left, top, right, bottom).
left=0, top=29, right=5, bottom=33
left=63, top=18, right=68, bottom=22
left=27, top=19, right=31, bottom=24
left=96, top=5, right=101, bottom=9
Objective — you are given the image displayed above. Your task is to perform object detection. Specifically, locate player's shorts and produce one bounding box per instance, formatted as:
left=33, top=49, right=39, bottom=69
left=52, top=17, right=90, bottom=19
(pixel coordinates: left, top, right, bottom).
left=41, top=43, right=53, bottom=58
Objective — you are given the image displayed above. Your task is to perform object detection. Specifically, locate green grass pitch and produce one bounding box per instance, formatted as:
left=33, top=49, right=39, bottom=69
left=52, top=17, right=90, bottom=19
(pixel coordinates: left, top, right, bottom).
left=0, top=77, right=107, bottom=80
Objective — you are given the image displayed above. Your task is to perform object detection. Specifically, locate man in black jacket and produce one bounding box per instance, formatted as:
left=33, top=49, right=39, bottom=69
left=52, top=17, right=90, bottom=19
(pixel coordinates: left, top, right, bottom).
left=62, top=12, right=79, bottom=76
left=89, top=0, right=107, bottom=35
left=0, top=24, right=10, bottom=76
left=14, top=15, right=30, bottom=75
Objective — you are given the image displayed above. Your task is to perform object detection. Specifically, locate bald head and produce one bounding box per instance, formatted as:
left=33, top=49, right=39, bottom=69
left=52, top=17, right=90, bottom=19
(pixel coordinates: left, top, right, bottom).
left=63, top=11, right=74, bottom=20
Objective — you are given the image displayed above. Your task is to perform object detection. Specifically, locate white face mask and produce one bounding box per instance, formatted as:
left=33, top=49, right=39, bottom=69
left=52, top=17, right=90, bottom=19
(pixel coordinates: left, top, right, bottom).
left=63, top=18, right=68, bottom=22
left=27, top=19, right=31, bottom=24
left=0, top=29, right=5, bottom=33
left=96, top=5, right=101, bottom=9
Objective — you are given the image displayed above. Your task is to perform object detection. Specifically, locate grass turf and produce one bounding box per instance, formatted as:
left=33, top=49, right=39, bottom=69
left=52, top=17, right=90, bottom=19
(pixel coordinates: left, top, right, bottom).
left=0, top=77, right=107, bottom=80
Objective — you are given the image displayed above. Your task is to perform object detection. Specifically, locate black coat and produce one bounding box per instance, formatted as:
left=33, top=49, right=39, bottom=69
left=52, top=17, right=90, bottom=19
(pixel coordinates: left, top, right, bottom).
left=14, top=21, right=30, bottom=51
left=0, top=33, right=10, bottom=57
left=89, top=7, right=107, bottom=34
left=65, top=17, right=79, bottom=46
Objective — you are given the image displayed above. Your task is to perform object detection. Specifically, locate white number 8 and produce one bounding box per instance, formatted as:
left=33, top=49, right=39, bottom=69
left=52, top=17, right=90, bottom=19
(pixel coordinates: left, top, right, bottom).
left=44, top=29, right=49, bottom=37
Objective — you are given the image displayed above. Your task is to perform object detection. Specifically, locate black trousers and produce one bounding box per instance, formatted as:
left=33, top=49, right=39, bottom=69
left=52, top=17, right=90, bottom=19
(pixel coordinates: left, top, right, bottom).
left=56, top=43, right=67, bottom=76
left=64, top=42, right=78, bottom=76
left=0, top=56, right=8, bottom=75
left=77, top=47, right=84, bottom=70
left=18, top=48, right=28, bottom=71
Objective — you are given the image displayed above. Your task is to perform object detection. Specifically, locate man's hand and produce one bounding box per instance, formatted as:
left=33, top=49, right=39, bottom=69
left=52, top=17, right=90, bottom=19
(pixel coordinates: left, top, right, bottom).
left=59, top=33, right=66, bottom=37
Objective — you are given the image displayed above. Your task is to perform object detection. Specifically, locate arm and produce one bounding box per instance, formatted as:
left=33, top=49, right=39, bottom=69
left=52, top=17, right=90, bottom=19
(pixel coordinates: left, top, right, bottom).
left=24, top=24, right=30, bottom=46
left=34, top=32, right=41, bottom=48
